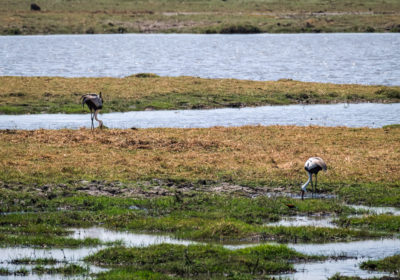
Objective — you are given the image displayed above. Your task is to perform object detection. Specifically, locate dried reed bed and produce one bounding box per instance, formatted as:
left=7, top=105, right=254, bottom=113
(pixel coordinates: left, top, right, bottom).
left=1, top=126, right=399, bottom=184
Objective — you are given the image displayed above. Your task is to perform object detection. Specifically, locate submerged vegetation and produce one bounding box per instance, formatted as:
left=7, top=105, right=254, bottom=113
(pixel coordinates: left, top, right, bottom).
left=1, top=0, right=400, bottom=34
left=0, top=76, right=399, bottom=114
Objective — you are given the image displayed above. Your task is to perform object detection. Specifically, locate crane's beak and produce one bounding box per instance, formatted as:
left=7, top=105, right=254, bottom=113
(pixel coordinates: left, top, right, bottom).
left=301, top=190, right=305, bottom=200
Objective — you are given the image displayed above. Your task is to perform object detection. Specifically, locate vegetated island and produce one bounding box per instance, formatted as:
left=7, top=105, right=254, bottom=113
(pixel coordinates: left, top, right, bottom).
left=1, top=0, right=400, bottom=35
left=0, top=75, right=399, bottom=114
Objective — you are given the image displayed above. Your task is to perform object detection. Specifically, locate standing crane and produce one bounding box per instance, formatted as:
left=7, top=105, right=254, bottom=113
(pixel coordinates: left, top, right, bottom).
left=81, top=92, right=104, bottom=130
left=301, top=157, right=327, bottom=200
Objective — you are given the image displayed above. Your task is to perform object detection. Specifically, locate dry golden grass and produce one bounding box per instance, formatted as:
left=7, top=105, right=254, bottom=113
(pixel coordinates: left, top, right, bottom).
left=0, top=76, right=393, bottom=100
left=1, top=126, right=399, bottom=185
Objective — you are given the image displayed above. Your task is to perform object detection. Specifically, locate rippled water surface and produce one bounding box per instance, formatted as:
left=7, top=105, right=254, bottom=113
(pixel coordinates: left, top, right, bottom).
left=1, top=103, right=399, bottom=130
left=1, top=34, right=399, bottom=85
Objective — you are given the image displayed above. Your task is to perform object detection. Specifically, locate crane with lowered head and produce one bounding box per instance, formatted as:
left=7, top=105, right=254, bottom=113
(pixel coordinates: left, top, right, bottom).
left=81, top=92, right=104, bottom=130
left=301, top=157, right=327, bottom=200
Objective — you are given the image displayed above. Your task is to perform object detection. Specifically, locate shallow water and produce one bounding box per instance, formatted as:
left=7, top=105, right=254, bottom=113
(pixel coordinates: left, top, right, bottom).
left=0, top=246, right=106, bottom=280
left=1, top=103, right=399, bottom=130
left=71, top=227, right=194, bottom=247
left=1, top=228, right=399, bottom=279
left=1, top=33, right=399, bottom=85
left=267, top=215, right=337, bottom=228
left=348, top=204, right=400, bottom=216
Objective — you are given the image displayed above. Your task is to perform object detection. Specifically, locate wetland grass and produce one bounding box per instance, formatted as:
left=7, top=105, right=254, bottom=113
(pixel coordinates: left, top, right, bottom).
left=2, top=0, right=400, bottom=34
left=32, top=264, right=89, bottom=275
left=11, top=257, right=60, bottom=265
left=0, top=194, right=389, bottom=244
left=360, top=254, right=400, bottom=274
left=0, top=76, right=399, bottom=114
left=85, top=243, right=317, bottom=277
left=335, top=214, right=400, bottom=232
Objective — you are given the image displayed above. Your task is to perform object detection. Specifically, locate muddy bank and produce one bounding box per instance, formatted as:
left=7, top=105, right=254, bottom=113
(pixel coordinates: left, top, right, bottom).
left=0, top=179, right=321, bottom=199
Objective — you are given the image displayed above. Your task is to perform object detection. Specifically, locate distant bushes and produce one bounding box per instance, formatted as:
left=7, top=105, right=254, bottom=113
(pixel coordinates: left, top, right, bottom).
left=128, top=73, right=160, bottom=78
left=206, top=24, right=261, bottom=34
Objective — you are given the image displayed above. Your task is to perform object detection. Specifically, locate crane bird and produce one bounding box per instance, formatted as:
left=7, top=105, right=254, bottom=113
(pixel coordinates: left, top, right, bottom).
left=301, top=157, right=327, bottom=200
left=81, top=92, right=104, bottom=130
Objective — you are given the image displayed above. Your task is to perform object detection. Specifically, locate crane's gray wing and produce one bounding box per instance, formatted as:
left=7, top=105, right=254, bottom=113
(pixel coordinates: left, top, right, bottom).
left=81, top=94, right=102, bottom=108
left=305, top=157, right=327, bottom=171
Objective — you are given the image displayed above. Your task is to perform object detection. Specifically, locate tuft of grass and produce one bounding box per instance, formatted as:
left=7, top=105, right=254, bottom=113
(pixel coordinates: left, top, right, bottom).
left=96, top=269, right=177, bottom=280
left=360, top=254, right=400, bottom=274
left=32, top=264, right=89, bottom=275
left=335, top=214, right=400, bottom=232
left=383, top=124, right=400, bottom=129
left=0, top=268, right=11, bottom=276
left=0, top=234, right=103, bottom=247
left=13, top=267, right=29, bottom=276
left=11, top=258, right=60, bottom=265
left=129, top=73, right=160, bottom=78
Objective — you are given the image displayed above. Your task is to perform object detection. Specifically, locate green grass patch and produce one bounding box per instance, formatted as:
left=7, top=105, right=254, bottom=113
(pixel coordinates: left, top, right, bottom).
left=0, top=234, right=103, bottom=248
left=86, top=243, right=316, bottom=277
left=32, top=264, right=89, bottom=275
left=0, top=268, right=11, bottom=276
left=335, top=214, right=400, bottom=232
left=360, top=254, right=400, bottom=274
left=11, top=258, right=60, bottom=265
left=96, top=269, right=177, bottom=280
left=335, top=183, right=400, bottom=207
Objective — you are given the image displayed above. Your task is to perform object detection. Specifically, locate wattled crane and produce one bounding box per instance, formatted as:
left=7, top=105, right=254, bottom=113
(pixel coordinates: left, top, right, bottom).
left=301, top=157, right=327, bottom=200
left=81, top=92, right=104, bottom=130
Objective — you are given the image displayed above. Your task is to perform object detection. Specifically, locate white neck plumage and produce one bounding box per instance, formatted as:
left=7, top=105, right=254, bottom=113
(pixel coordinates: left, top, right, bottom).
left=301, top=172, right=312, bottom=191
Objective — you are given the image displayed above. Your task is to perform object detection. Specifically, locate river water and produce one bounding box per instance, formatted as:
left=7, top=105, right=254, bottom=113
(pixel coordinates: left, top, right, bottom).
left=1, top=33, right=399, bottom=85
left=1, top=103, right=399, bottom=130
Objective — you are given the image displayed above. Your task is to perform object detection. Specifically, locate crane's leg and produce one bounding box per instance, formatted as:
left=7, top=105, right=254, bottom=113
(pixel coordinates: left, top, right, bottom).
left=310, top=175, right=314, bottom=198
left=315, top=173, right=318, bottom=196
left=90, top=109, right=94, bottom=130
left=94, top=109, right=103, bottom=129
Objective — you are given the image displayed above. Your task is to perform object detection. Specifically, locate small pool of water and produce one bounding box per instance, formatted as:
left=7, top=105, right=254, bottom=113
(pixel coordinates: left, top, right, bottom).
left=1, top=103, right=399, bottom=130
left=71, top=227, right=195, bottom=247
left=267, top=215, right=337, bottom=228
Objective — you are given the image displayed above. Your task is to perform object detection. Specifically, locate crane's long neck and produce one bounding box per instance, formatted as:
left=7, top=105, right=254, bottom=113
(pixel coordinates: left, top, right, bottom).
left=301, top=172, right=312, bottom=191
left=94, top=110, right=103, bottom=128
